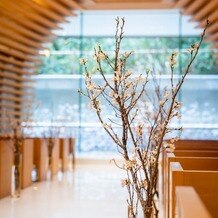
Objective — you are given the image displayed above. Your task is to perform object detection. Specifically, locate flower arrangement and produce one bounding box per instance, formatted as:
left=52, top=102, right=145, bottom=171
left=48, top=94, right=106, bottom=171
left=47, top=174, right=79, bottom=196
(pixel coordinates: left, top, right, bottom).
left=43, top=124, right=60, bottom=180
left=79, top=17, right=208, bottom=217
left=0, top=111, right=31, bottom=197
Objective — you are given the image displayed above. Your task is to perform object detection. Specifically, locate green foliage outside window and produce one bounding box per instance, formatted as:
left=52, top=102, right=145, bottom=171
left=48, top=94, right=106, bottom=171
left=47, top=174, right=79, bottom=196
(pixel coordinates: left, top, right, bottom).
left=37, top=36, right=216, bottom=75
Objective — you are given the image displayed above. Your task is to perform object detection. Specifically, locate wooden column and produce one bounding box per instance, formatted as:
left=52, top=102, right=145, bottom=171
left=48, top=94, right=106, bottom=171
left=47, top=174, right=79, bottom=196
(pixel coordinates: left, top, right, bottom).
left=69, top=138, right=76, bottom=169
left=60, top=138, right=69, bottom=172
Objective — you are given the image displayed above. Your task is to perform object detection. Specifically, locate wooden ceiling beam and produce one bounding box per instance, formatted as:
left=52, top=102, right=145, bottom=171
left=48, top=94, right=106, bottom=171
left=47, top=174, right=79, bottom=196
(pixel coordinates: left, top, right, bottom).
left=0, top=44, right=40, bottom=63
left=4, top=0, right=62, bottom=30
left=191, top=0, right=217, bottom=22
left=43, top=0, right=76, bottom=16
left=0, top=89, right=34, bottom=98
left=0, top=72, right=33, bottom=83
left=0, top=95, right=24, bottom=103
left=22, top=0, right=68, bottom=23
left=59, top=0, right=85, bottom=10
left=0, top=27, right=43, bottom=49
left=0, top=18, right=48, bottom=42
left=0, top=102, right=22, bottom=110
left=0, top=63, right=33, bottom=76
left=214, top=42, right=218, bottom=48
left=81, top=1, right=174, bottom=10
left=0, top=36, right=38, bottom=55
left=0, top=87, right=26, bottom=96
left=207, top=32, right=218, bottom=41
left=0, top=110, right=22, bottom=117
left=0, top=4, right=53, bottom=36
left=0, top=80, right=34, bottom=90
left=0, top=101, right=33, bottom=112
left=182, top=0, right=208, bottom=15
left=204, top=22, right=218, bottom=34
left=174, top=0, right=191, bottom=8
left=0, top=56, right=36, bottom=69
left=197, top=9, right=218, bottom=28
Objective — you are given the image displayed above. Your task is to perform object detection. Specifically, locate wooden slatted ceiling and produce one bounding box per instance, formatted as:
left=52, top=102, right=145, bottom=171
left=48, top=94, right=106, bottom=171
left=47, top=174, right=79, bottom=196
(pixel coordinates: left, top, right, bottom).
left=80, top=0, right=175, bottom=9
left=0, top=0, right=82, bottom=126
left=175, top=0, right=218, bottom=49
left=0, top=0, right=217, bottom=128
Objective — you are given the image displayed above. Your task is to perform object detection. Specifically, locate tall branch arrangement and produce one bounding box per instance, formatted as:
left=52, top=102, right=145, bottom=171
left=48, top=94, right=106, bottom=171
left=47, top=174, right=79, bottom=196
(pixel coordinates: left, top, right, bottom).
left=0, top=107, right=33, bottom=197
left=1, top=108, right=33, bottom=156
left=79, top=17, right=208, bottom=218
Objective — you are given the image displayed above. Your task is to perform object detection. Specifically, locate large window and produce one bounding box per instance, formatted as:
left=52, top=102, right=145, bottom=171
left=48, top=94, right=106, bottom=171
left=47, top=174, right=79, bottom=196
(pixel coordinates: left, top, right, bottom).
left=33, top=10, right=218, bottom=153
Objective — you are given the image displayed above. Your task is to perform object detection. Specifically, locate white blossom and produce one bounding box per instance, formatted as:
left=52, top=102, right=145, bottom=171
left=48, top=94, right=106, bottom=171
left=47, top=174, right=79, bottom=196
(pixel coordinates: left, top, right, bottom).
left=93, top=51, right=105, bottom=61
left=121, top=179, right=130, bottom=187
left=135, top=124, right=144, bottom=137
left=125, top=70, right=132, bottom=78
left=164, top=91, right=170, bottom=99
left=141, top=179, right=148, bottom=189
left=187, top=43, right=199, bottom=53
left=168, top=51, right=178, bottom=67
left=80, top=58, right=87, bottom=65
left=124, top=159, right=137, bottom=170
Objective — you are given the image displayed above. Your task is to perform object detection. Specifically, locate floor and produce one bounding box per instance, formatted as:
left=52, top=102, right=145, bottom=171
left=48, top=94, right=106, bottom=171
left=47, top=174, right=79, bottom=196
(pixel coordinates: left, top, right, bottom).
left=0, top=163, right=128, bottom=218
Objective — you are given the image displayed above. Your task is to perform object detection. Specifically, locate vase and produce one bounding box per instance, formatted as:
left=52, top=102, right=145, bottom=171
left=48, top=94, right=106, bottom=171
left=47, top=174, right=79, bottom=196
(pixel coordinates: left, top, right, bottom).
left=46, top=156, right=53, bottom=181
left=11, top=153, right=22, bottom=198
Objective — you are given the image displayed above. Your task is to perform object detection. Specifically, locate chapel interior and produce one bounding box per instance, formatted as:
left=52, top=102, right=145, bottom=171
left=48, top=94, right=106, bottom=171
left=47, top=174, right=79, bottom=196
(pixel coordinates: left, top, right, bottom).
left=0, top=0, right=218, bottom=218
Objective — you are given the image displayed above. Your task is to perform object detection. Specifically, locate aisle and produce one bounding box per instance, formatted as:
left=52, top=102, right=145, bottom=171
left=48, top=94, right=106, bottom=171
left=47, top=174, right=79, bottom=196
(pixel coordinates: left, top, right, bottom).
left=0, top=163, right=127, bottom=218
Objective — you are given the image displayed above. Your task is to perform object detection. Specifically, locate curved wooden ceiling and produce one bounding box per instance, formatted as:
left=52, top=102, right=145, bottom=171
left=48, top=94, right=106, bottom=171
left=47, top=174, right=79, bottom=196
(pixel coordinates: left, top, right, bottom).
left=0, top=0, right=217, bottom=122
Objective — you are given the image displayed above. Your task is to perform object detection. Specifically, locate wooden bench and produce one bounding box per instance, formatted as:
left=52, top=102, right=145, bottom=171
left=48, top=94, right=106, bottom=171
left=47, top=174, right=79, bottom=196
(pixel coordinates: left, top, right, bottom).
left=174, top=140, right=218, bottom=151
left=162, top=149, right=218, bottom=184
left=162, top=141, right=218, bottom=182
left=175, top=186, right=212, bottom=218
left=164, top=155, right=218, bottom=218
left=169, top=162, right=218, bottom=218
left=33, top=138, right=60, bottom=181
left=160, top=140, right=218, bottom=217
left=162, top=149, right=218, bottom=196
left=0, top=139, right=13, bottom=198
left=162, top=140, right=218, bottom=183
left=0, top=138, right=34, bottom=198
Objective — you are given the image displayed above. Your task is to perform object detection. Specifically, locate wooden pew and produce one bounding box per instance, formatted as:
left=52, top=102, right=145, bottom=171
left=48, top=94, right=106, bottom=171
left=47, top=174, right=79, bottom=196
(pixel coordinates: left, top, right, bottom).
left=164, top=155, right=218, bottom=218
left=162, top=149, right=218, bottom=195
left=51, top=138, right=60, bottom=175
left=160, top=150, right=218, bottom=215
left=170, top=162, right=218, bottom=218
left=21, top=138, right=34, bottom=188
left=173, top=150, right=218, bottom=157
left=33, top=138, right=60, bottom=181
left=160, top=144, right=218, bottom=215
left=162, top=141, right=218, bottom=183
left=174, top=140, right=218, bottom=151
left=59, top=138, right=70, bottom=172
left=162, top=140, right=218, bottom=184
left=175, top=186, right=212, bottom=218
left=162, top=149, right=218, bottom=184
left=0, top=138, right=34, bottom=198
left=33, top=138, right=48, bottom=181
left=0, top=139, right=13, bottom=198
